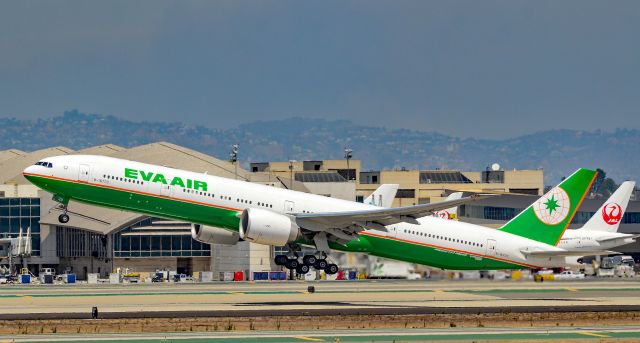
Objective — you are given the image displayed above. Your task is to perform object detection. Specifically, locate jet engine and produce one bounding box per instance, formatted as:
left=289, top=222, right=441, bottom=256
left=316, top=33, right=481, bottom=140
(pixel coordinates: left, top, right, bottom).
left=191, top=224, right=240, bottom=245
left=239, top=208, right=300, bottom=246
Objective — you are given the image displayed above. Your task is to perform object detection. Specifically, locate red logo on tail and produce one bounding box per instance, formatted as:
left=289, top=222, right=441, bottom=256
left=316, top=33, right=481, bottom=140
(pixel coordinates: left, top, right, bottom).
left=435, top=210, right=451, bottom=220
left=602, top=203, right=622, bottom=225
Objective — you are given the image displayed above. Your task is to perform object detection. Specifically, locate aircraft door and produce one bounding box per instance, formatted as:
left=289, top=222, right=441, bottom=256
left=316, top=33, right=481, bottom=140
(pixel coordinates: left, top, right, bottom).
left=79, top=164, right=90, bottom=182
left=160, top=183, right=173, bottom=197
left=284, top=200, right=295, bottom=214
left=389, top=226, right=398, bottom=238
left=485, top=239, right=497, bottom=257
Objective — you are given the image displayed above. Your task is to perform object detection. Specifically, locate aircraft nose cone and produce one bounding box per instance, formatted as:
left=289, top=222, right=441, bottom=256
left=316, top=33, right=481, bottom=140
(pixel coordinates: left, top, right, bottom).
left=23, top=165, right=37, bottom=175
left=22, top=165, right=40, bottom=182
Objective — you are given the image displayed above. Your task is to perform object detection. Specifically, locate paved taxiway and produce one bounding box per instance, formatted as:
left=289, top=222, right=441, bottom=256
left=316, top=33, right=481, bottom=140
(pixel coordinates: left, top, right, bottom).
left=5, top=326, right=640, bottom=342
left=1, top=279, right=640, bottom=318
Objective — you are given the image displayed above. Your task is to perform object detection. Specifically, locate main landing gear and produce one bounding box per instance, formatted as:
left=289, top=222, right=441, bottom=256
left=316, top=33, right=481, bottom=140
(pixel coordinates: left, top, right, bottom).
left=274, top=249, right=339, bottom=275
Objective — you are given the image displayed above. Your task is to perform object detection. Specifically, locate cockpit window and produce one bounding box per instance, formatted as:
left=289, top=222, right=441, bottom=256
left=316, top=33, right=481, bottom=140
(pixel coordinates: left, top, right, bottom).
left=34, top=161, right=53, bottom=168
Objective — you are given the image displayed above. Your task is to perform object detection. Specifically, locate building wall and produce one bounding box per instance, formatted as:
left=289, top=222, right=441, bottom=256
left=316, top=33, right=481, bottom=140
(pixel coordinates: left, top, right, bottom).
left=254, top=160, right=362, bottom=182
left=112, top=257, right=210, bottom=275
left=59, top=256, right=111, bottom=279
left=504, top=170, right=545, bottom=195
left=0, top=184, right=39, bottom=198
left=356, top=168, right=544, bottom=207
left=301, top=182, right=356, bottom=201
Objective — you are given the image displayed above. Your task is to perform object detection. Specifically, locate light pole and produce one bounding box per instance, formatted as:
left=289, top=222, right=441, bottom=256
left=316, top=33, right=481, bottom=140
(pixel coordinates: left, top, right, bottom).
left=229, top=144, right=239, bottom=180
left=288, top=160, right=296, bottom=190
left=344, top=147, right=353, bottom=181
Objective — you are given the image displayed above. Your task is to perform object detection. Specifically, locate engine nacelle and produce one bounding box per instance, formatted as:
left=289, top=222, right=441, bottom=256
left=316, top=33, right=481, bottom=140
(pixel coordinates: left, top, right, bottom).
left=239, top=208, right=300, bottom=246
left=191, top=224, right=240, bottom=245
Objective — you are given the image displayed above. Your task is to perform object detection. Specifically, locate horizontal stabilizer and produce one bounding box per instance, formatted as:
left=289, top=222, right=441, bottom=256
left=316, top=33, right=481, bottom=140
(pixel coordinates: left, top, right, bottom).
left=596, top=234, right=640, bottom=243
left=521, top=248, right=620, bottom=257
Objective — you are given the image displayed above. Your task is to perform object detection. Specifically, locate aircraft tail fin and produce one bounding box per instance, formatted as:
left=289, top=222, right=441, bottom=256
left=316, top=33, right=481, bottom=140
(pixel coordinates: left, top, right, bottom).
left=581, top=181, right=635, bottom=232
left=364, top=184, right=399, bottom=208
left=499, top=168, right=597, bottom=246
left=434, top=192, right=463, bottom=220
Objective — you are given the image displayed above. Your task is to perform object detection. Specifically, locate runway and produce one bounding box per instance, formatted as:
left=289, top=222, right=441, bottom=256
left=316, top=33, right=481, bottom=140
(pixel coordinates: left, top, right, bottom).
left=1, top=279, right=640, bottom=319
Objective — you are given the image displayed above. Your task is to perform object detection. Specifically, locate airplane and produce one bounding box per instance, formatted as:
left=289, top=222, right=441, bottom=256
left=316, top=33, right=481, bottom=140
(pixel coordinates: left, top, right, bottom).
left=557, top=181, right=636, bottom=252
left=23, top=155, right=596, bottom=274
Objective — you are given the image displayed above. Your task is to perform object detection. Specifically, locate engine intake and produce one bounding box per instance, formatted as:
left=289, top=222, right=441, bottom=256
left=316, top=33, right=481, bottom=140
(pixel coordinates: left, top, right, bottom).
left=239, top=208, right=300, bottom=246
left=191, top=224, right=240, bottom=245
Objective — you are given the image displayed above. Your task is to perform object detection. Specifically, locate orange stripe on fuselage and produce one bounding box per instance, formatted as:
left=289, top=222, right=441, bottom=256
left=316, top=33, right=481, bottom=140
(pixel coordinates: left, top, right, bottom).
left=22, top=172, right=243, bottom=213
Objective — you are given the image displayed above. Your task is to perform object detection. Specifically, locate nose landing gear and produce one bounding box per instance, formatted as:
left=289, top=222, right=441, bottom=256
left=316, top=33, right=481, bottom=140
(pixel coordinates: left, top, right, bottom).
left=52, top=194, right=71, bottom=224
left=58, top=213, right=70, bottom=223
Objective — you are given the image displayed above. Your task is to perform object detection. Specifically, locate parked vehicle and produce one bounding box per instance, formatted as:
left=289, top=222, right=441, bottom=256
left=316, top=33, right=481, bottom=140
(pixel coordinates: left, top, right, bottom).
left=554, top=270, right=586, bottom=279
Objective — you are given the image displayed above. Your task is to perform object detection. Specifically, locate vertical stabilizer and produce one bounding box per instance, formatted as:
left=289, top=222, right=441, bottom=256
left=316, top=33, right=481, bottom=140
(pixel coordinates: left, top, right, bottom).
left=581, top=181, right=635, bottom=232
left=499, top=168, right=597, bottom=245
left=434, top=192, right=463, bottom=220
left=364, top=184, right=399, bottom=207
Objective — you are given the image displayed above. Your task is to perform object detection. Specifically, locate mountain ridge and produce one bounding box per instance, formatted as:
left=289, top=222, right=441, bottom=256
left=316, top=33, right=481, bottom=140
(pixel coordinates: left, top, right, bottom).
left=0, top=110, right=637, bottom=185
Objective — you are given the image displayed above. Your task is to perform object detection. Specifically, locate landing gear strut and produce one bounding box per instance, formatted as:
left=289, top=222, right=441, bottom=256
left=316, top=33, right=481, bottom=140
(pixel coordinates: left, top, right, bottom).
left=53, top=194, right=70, bottom=224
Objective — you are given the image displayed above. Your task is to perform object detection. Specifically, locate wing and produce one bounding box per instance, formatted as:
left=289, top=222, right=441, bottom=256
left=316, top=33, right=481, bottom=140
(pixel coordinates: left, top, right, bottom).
left=295, top=194, right=491, bottom=231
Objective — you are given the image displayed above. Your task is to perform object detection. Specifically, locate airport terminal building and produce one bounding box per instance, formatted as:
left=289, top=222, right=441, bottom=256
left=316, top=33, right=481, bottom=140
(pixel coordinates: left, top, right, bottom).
left=1, top=142, right=639, bottom=279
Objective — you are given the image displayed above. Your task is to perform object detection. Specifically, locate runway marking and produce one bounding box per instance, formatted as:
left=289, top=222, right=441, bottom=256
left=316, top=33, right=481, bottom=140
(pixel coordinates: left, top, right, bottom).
left=294, top=336, right=324, bottom=341
left=566, top=288, right=578, bottom=292
left=579, top=331, right=610, bottom=338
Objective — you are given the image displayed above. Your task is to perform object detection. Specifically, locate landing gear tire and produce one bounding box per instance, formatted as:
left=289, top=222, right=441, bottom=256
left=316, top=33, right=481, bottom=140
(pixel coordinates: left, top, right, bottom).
left=302, top=255, right=317, bottom=266
left=314, top=259, right=328, bottom=270
left=296, top=264, right=310, bottom=274
left=324, top=264, right=339, bottom=275
left=285, top=259, right=300, bottom=270
left=58, top=213, right=70, bottom=224
left=274, top=255, right=288, bottom=266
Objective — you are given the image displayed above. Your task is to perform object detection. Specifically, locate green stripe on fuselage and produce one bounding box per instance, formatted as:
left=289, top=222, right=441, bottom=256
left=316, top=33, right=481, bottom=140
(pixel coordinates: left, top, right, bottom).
left=334, top=234, right=525, bottom=270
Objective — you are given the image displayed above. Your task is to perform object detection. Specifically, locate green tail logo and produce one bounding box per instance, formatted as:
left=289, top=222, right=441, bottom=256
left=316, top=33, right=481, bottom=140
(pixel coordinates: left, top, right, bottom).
left=499, top=168, right=597, bottom=246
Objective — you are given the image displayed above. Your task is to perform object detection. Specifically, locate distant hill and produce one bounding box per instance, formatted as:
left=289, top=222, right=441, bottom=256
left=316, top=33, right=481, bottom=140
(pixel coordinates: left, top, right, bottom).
left=0, top=110, right=637, bottom=185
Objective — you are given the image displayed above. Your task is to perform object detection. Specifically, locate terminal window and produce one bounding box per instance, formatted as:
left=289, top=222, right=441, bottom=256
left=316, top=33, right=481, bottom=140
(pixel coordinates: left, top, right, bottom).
left=0, top=197, right=41, bottom=256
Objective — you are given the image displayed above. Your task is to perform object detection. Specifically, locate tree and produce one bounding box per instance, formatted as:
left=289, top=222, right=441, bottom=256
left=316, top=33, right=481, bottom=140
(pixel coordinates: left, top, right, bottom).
left=591, top=168, right=618, bottom=198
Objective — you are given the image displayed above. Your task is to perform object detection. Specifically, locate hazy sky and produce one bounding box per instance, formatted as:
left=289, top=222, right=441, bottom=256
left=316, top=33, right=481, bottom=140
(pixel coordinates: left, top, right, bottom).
left=1, top=1, right=638, bottom=138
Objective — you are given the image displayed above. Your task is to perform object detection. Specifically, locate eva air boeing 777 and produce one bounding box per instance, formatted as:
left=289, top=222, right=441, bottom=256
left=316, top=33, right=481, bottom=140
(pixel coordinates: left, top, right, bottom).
left=23, top=155, right=596, bottom=273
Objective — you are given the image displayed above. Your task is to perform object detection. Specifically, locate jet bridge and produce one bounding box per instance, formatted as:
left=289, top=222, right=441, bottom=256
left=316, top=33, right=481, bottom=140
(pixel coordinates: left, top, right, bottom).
left=0, top=226, right=33, bottom=275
